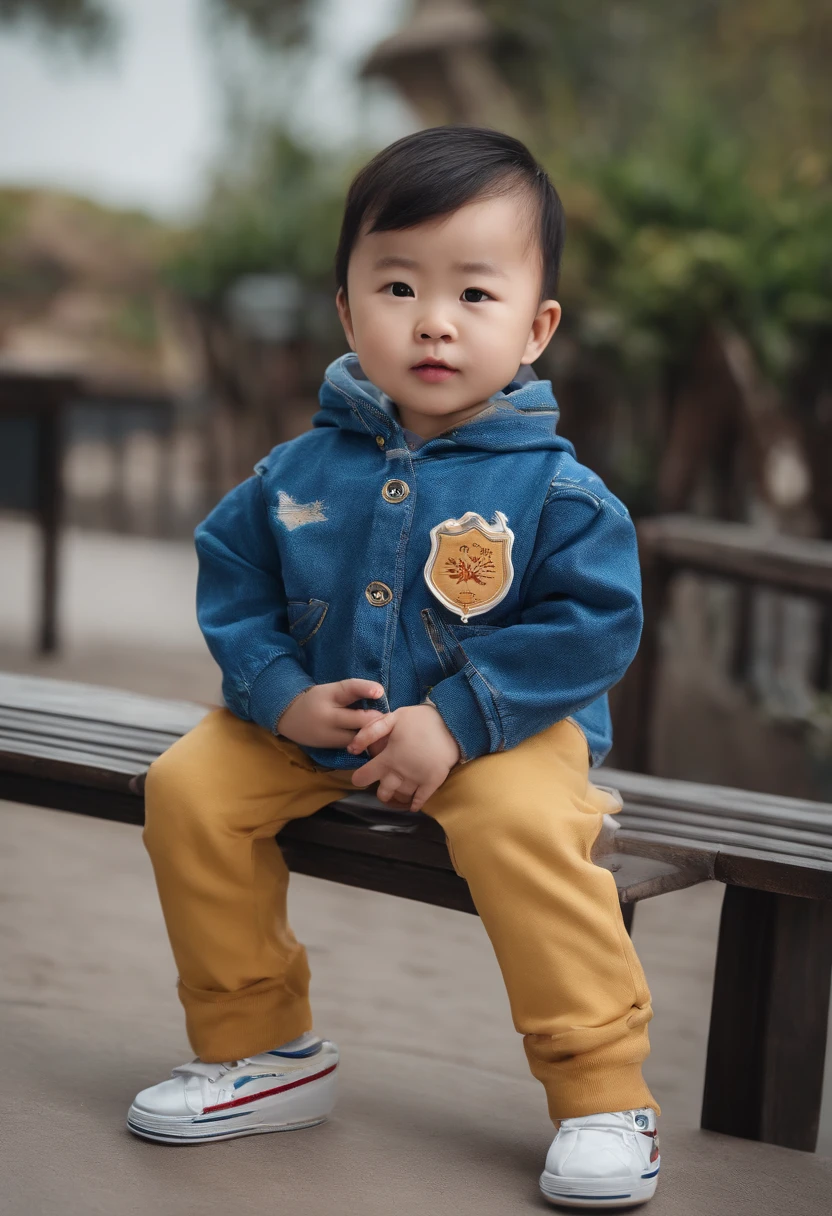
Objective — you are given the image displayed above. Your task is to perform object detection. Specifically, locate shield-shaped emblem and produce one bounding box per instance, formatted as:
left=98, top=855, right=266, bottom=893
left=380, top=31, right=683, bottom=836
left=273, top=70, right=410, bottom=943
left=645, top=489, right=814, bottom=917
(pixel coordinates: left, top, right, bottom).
left=423, top=510, right=515, bottom=622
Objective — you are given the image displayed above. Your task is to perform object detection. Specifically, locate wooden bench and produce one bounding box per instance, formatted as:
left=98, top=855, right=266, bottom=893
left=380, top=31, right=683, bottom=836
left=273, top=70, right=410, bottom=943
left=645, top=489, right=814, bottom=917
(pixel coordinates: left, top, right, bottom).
left=1, top=671, right=830, bottom=1153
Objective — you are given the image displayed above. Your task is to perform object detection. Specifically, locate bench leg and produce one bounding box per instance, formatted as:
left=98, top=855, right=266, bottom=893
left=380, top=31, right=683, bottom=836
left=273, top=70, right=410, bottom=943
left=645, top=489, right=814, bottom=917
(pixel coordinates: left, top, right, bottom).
left=701, top=884, right=832, bottom=1152
left=620, top=900, right=636, bottom=937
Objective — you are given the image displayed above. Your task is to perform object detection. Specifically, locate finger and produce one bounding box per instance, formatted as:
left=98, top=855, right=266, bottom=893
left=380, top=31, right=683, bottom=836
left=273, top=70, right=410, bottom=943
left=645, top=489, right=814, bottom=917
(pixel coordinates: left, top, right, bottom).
left=347, top=713, right=396, bottom=754
left=392, top=781, right=418, bottom=799
left=410, top=784, right=434, bottom=813
left=332, top=707, right=385, bottom=730
left=350, top=755, right=385, bottom=789
left=333, top=679, right=384, bottom=706
left=328, top=728, right=377, bottom=750
left=376, top=774, right=404, bottom=803
left=386, top=782, right=418, bottom=811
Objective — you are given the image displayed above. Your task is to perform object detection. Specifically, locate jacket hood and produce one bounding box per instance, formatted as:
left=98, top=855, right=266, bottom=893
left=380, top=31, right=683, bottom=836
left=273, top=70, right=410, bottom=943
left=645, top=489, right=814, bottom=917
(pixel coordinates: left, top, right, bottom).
left=311, top=351, right=575, bottom=456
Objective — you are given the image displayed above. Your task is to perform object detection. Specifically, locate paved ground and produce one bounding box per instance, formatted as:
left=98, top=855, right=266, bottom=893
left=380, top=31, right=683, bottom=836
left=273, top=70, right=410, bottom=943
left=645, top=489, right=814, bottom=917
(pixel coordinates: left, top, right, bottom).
left=2, top=514, right=831, bottom=1214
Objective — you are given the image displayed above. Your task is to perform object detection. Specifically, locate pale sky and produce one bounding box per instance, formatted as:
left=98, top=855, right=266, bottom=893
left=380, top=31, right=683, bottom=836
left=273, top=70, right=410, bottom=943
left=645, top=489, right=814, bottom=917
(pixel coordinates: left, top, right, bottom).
left=0, top=0, right=411, bottom=221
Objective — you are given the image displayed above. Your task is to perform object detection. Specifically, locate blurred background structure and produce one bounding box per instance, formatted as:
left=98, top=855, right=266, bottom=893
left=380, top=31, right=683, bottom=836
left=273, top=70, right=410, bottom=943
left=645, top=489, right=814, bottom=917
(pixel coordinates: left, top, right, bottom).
left=2, top=0, right=831, bottom=797
left=2, top=4, right=832, bottom=1212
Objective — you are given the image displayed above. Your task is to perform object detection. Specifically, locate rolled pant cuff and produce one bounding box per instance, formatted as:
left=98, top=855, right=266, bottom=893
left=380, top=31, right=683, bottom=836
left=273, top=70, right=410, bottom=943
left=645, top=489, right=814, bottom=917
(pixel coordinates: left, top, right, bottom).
left=524, top=1034, right=661, bottom=1121
left=179, top=978, right=313, bottom=1063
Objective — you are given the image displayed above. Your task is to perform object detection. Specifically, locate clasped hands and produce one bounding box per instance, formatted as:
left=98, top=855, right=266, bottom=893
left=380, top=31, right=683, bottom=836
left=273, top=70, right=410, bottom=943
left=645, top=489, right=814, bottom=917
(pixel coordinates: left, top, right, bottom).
left=275, top=678, right=461, bottom=812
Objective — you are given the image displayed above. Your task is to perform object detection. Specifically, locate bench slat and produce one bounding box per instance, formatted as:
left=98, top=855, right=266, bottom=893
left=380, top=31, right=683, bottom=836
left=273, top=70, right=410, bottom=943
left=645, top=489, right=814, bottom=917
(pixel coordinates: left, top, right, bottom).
left=0, top=707, right=183, bottom=754
left=0, top=672, right=208, bottom=736
left=603, top=766, right=832, bottom=828
left=618, top=808, right=832, bottom=861
left=0, top=728, right=168, bottom=770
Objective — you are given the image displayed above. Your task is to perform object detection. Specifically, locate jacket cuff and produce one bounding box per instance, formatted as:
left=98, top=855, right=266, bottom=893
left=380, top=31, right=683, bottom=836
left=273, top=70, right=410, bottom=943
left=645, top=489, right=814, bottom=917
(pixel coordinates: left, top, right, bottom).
left=424, top=665, right=502, bottom=764
left=248, top=655, right=316, bottom=734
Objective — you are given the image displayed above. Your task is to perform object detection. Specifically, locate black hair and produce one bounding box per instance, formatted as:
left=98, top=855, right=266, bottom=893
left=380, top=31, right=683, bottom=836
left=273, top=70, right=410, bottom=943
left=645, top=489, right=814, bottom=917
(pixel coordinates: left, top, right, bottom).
left=334, top=125, right=565, bottom=301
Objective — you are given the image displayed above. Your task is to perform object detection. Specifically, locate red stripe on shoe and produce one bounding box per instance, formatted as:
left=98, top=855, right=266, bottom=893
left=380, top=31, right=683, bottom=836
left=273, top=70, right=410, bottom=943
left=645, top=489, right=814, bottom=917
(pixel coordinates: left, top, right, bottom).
left=203, top=1063, right=337, bottom=1113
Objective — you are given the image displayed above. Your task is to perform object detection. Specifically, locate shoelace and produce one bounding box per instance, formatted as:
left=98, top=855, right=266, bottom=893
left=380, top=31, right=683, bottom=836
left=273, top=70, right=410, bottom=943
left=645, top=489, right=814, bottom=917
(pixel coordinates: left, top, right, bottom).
left=171, top=1059, right=246, bottom=1083
left=170, top=1033, right=322, bottom=1084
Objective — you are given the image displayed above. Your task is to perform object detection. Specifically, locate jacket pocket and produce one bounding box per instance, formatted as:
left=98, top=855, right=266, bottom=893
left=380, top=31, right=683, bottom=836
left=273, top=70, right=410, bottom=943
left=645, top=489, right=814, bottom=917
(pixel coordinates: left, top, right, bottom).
left=446, top=622, right=502, bottom=642
left=287, top=598, right=329, bottom=646
left=421, top=607, right=501, bottom=678
left=422, top=608, right=456, bottom=678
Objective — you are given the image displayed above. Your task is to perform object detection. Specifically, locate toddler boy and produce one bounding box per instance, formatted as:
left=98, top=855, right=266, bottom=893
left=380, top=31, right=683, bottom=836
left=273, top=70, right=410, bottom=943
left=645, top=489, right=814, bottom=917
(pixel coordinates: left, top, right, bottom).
left=129, top=126, right=661, bottom=1210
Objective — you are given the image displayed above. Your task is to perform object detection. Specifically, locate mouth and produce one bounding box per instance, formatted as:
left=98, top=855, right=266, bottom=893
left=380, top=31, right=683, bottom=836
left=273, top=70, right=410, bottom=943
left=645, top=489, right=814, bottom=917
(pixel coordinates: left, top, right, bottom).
left=410, top=358, right=458, bottom=383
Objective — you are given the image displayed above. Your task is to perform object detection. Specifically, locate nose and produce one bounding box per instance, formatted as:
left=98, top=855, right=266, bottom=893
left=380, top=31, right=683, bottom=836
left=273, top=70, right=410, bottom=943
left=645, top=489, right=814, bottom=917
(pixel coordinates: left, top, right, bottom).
left=414, top=307, right=457, bottom=344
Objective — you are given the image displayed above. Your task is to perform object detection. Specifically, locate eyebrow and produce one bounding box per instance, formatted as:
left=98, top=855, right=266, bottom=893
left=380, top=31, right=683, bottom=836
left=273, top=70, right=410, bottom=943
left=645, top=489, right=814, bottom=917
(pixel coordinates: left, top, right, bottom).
left=372, top=255, right=507, bottom=278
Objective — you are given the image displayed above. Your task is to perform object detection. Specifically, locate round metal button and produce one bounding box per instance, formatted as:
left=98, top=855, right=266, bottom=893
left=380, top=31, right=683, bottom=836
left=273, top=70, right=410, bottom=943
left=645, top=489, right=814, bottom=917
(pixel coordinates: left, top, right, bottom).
left=376, top=435, right=385, bottom=447
left=382, top=479, right=410, bottom=503
left=365, top=581, right=393, bottom=606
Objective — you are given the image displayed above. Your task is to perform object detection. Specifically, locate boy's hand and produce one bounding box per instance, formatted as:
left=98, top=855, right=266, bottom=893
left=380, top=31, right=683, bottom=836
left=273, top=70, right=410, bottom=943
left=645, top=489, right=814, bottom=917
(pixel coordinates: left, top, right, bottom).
left=346, top=704, right=461, bottom=812
left=276, top=679, right=386, bottom=749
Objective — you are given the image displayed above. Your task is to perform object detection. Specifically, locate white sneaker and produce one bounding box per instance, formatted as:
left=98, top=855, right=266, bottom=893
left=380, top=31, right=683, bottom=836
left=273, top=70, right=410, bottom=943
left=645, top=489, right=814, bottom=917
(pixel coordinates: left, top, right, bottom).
left=539, top=1107, right=660, bottom=1209
left=127, top=1031, right=338, bottom=1144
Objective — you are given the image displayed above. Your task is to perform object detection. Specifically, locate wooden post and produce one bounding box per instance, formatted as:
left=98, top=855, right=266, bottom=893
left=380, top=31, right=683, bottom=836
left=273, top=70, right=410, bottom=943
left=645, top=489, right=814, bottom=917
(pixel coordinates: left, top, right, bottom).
left=701, top=883, right=832, bottom=1151
left=611, top=524, right=672, bottom=773
left=35, top=402, right=63, bottom=654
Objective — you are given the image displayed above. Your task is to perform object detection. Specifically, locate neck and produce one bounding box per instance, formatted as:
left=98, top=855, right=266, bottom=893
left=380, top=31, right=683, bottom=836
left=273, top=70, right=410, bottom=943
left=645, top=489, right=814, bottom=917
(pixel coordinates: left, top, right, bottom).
left=395, top=398, right=492, bottom=440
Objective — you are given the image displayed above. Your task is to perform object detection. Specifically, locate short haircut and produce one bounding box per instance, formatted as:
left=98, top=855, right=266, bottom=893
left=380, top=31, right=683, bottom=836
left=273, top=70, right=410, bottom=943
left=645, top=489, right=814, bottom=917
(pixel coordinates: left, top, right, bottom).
left=334, top=125, right=565, bottom=301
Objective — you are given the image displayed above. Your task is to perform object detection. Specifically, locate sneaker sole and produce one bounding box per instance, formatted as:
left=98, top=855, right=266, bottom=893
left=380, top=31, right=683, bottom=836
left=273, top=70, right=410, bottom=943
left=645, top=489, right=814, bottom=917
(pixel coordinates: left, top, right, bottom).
left=126, top=1112, right=330, bottom=1144
left=540, top=1160, right=660, bottom=1209
left=127, top=1059, right=337, bottom=1144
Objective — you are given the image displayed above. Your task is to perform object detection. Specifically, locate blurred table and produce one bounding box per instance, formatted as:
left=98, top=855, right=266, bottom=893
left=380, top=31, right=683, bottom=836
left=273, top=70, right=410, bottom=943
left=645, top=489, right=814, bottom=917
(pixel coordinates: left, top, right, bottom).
left=0, top=370, right=81, bottom=654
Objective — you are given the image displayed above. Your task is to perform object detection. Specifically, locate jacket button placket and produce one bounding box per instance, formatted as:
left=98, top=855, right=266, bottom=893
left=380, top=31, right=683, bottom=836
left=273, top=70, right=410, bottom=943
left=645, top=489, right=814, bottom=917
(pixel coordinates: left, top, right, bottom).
left=357, top=448, right=414, bottom=703
left=382, top=478, right=410, bottom=503
left=365, top=581, right=393, bottom=606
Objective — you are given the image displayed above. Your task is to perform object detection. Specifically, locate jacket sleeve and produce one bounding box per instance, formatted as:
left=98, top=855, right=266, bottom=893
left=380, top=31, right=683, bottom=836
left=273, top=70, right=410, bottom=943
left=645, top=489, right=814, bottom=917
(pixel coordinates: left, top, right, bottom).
left=194, top=473, right=316, bottom=732
left=423, top=484, right=643, bottom=763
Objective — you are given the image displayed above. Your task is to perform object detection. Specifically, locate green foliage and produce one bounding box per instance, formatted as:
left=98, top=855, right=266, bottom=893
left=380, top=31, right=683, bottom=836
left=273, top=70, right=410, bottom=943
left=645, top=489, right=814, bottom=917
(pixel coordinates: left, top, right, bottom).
left=165, top=131, right=351, bottom=303
left=206, top=0, right=315, bottom=49
left=0, top=0, right=114, bottom=49
left=557, top=114, right=832, bottom=385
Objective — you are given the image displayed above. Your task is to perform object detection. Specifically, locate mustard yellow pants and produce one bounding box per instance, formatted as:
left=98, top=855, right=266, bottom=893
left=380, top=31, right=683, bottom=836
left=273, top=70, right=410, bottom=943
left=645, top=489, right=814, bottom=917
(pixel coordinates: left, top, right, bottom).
left=143, top=708, right=660, bottom=1121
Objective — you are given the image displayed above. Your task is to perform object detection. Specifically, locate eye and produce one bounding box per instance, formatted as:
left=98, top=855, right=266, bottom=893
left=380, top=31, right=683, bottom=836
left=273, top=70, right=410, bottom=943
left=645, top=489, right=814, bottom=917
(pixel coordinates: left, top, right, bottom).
left=462, top=288, right=491, bottom=303
left=387, top=281, right=414, bottom=297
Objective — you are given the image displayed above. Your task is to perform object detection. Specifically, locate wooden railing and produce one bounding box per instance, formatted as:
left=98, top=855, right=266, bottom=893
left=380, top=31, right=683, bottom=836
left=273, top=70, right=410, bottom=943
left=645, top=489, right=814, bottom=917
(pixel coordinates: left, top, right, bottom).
left=614, top=514, right=832, bottom=775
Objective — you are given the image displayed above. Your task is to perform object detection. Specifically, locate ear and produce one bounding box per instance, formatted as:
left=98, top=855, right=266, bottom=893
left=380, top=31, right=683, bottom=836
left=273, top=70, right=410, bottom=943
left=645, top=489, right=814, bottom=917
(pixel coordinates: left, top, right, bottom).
left=519, top=299, right=561, bottom=366
left=335, top=287, right=356, bottom=351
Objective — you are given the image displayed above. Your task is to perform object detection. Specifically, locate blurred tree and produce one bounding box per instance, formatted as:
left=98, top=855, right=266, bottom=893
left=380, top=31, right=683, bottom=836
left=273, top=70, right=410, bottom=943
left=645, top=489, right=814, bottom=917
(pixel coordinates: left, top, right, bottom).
left=550, top=113, right=832, bottom=526
left=165, top=129, right=355, bottom=494
left=206, top=0, right=315, bottom=49
left=472, top=0, right=832, bottom=174
left=209, top=0, right=832, bottom=172
left=167, top=130, right=347, bottom=305
left=0, top=0, right=113, bottom=49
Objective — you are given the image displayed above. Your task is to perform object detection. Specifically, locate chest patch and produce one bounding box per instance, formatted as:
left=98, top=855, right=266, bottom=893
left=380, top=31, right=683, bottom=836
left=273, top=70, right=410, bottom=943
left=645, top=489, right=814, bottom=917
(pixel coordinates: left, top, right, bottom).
left=424, top=510, right=515, bottom=622
left=274, top=491, right=327, bottom=531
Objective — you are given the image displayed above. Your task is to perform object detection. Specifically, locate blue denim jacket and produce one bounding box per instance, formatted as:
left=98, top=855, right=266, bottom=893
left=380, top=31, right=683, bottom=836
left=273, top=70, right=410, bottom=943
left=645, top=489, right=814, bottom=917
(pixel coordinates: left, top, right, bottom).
left=194, top=352, right=642, bottom=770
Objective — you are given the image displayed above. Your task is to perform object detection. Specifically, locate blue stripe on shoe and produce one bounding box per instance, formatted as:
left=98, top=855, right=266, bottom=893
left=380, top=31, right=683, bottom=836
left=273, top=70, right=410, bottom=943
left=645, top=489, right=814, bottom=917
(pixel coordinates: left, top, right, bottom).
left=641, top=1166, right=660, bottom=1178
left=233, top=1074, right=276, bottom=1089
left=267, top=1043, right=322, bottom=1058
left=128, top=1119, right=246, bottom=1139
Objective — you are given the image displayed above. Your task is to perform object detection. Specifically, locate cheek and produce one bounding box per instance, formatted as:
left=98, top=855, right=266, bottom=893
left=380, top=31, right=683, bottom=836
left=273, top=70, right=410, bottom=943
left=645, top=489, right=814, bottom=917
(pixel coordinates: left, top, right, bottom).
left=468, top=309, right=524, bottom=349
left=354, top=301, right=406, bottom=347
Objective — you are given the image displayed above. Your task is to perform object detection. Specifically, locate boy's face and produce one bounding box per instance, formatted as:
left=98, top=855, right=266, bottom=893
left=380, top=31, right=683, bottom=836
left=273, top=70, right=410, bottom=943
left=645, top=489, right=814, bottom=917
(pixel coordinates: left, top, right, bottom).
left=336, top=191, right=561, bottom=439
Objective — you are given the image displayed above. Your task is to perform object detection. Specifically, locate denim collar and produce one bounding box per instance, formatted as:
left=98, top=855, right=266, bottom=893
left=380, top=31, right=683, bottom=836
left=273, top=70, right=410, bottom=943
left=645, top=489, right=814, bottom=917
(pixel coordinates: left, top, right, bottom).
left=315, top=351, right=570, bottom=456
